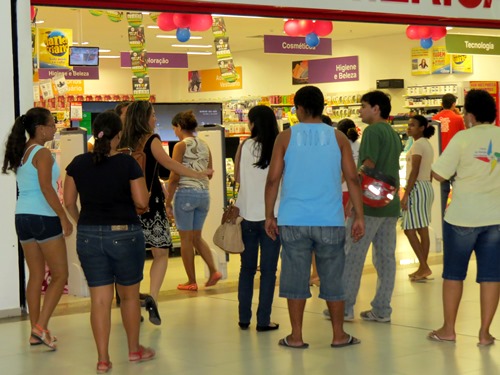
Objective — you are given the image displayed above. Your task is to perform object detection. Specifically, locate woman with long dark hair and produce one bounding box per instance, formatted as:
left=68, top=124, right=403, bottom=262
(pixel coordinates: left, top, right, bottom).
left=64, top=111, right=154, bottom=372
left=119, top=101, right=212, bottom=325
left=234, top=105, right=281, bottom=331
left=2, top=107, right=71, bottom=351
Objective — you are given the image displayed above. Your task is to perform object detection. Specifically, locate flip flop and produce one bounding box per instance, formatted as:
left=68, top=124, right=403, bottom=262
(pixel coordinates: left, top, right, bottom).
left=331, top=335, right=361, bottom=348
left=427, top=331, right=456, bottom=343
left=411, top=276, right=435, bottom=283
left=278, top=337, right=309, bottom=349
left=478, top=336, right=496, bottom=347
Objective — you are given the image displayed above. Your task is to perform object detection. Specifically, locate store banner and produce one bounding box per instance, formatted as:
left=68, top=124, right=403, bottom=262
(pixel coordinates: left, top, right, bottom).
left=431, top=46, right=451, bottom=75
left=38, top=67, right=99, bottom=80
left=451, top=54, right=474, bottom=74
left=37, top=28, right=72, bottom=69
left=292, top=56, right=359, bottom=85
left=129, top=51, right=148, bottom=77
left=128, top=26, right=146, bottom=53
left=264, top=35, right=332, bottom=55
left=198, top=0, right=497, bottom=21
left=188, top=67, right=243, bottom=92
left=445, top=34, right=500, bottom=56
left=212, top=17, right=239, bottom=83
left=120, top=52, right=188, bottom=68
left=132, top=76, right=150, bottom=101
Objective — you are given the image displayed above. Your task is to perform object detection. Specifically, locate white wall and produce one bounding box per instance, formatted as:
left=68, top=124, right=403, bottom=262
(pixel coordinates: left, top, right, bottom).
left=86, top=32, right=500, bottom=114
left=0, top=0, right=32, bottom=318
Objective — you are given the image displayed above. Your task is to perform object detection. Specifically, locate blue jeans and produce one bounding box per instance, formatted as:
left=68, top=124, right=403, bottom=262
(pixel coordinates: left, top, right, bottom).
left=238, top=220, right=281, bottom=326
left=173, top=188, right=210, bottom=230
left=279, top=225, right=346, bottom=301
left=443, top=221, right=500, bottom=282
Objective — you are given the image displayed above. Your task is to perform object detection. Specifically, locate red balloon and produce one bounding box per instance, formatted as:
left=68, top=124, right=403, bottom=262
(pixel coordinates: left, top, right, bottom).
left=190, top=14, right=213, bottom=32
left=157, top=13, right=176, bottom=31
left=297, top=20, right=314, bottom=36
left=284, top=20, right=301, bottom=37
left=430, top=26, right=447, bottom=41
left=313, top=21, right=333, bottom=37
left=417, top=26, right=432, bottom=39
left=173, top=13, right=192, bottom=29
left=406, top=25, right=420, bottom=40
left=30, top=6, right=37, bottom=21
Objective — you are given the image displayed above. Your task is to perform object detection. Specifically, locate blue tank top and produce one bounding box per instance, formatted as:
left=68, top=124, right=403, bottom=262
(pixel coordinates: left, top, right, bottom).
left=278, top=123, right=344, bottom=226
left=16, top=145, right=60, bottom=216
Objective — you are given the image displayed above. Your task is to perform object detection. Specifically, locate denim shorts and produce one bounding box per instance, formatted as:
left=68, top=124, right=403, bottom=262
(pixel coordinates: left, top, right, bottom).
left=15, top=214, right=63, bottom=244
left=76, top=224, right=145, bottom=287
left=279, top=225, right=346, bottom=301
left=173, top=188, right=210, bottom=231
left=443, top=221, right=500, bottom=283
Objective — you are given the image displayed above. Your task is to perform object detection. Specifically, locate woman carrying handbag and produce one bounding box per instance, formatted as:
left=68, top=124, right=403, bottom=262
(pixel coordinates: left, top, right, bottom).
left=234, top=105, right=281, bottom=331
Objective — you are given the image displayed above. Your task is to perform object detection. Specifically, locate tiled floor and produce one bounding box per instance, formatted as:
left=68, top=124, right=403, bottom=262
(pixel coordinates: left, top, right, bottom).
left=1, top=228, right=498, bottom=375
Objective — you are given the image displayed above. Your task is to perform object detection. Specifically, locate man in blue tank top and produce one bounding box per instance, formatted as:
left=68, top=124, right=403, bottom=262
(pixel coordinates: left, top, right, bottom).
left=265, top=86, right=365, bottom=349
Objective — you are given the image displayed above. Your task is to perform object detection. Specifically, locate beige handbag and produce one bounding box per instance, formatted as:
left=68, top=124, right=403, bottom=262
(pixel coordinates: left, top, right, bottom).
left=213, top=204, right=245, bottom=254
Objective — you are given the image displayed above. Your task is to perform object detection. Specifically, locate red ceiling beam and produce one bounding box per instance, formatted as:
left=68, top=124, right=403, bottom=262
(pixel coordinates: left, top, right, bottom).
left=32, top=0, right=500, bottom=29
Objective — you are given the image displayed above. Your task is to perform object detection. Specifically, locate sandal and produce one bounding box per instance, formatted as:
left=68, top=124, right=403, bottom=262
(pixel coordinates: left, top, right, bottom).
left=129, top=345, right=156, bottom=362
left=31, top=324, right=57, bottom=350
left=205, top=271, right=222, bottom=287
left=96, top=361, right=112, bottom=374
left=177, top=283, right=198, bottom=291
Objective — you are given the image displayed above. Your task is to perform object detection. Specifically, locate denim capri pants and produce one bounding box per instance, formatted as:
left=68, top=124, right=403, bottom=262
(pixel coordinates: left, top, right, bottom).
left=76, top=224, right=145, bottom=287
left=279, top=225, right=345, bottom=301
left=443, top=221, right=500, bottom=283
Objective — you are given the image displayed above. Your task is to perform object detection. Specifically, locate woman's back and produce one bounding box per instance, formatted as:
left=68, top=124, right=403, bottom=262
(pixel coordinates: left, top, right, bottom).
left=178, top=136, right=210, bottom=189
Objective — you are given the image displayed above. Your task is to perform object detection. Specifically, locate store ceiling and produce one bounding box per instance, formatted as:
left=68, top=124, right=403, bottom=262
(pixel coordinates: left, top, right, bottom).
left=36, top=7, right=500, bottom=56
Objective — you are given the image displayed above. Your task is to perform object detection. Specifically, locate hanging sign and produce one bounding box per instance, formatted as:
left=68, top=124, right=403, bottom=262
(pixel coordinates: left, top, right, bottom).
left=445, top=34, right=500, bottom=56
left=120, top=52, right=188, bottom=68
left=292, top=56, right=359, bottom=85
left=188, top=67, right=243, bottom=92
left=264, top=35, right=332, bottom=55
left=132, top=76, right=150, bottom=101
left=37, top=28, right=72, bottom=69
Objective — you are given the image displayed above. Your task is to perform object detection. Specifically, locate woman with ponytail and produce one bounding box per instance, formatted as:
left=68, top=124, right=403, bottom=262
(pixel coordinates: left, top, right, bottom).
left=64, top=111, right=154, bottom=373
left=2, top=107, right=71, bottom=351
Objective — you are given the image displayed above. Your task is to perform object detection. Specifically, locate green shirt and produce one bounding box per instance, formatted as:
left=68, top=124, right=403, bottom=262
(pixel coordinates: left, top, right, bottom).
left=358, top=121, right=403, bottom=217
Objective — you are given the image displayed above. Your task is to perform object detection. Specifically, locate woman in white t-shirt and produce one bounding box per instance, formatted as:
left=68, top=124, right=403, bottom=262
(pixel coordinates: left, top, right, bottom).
left=234, top=105, right=281, bottom=331
left=430, top=90, right=500, bottom=346
left=401, top=115, right=435, bottom=282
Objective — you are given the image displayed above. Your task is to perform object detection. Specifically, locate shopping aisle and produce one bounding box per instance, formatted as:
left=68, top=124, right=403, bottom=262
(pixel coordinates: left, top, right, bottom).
left=1, top=255, right=499, bottom=375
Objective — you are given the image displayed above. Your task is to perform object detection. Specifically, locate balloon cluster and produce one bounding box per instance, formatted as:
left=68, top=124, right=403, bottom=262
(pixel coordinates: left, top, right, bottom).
left=284, top=19, right=333, bottom=48
left=406, top=25, right=447, bottom=50
left=157, top=13, right=213, bottom=43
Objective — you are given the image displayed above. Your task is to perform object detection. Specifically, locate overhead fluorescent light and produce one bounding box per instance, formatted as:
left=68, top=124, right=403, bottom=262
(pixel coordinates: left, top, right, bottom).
left=157, top=35, right=202, bottom=40
left=148, top=25, right=159, bottom=29
left=99, top=49, right=111, bottom=53
left=72, top=42, right=89, bottom=45
left=172, top=44, right=212, bottom=48
left=99, top=55, right=120, bottom=59
left=212, top=14, right=262, bottom=19
left=187, top=51, right=213, bottom=55
left=142, top=12, right=150, bottom=15
left=35, top=20, right=45, bottom=24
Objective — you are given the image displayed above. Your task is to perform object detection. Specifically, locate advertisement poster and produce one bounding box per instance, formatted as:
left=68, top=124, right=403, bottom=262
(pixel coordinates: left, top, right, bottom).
left=37, top=28, right=72, bottom=69
left=128, top=26, right=145, bottom=52
left=411, top=48, right=432, bottom=76
left=39, top=79, right=54, bottom=99
left=431, top=46, right=451, bottom=74
left=292, top=56, right=359, bottom=85
left=129, top=51, right=148, bottom=77
left=211, top=17, right=239, bottom=83
left=451, top=54, right=473, bottom=74
left=470, top=81, right=499, bottom=125
left=188, top=67, right=242, bottom=92
left=132, top=76, right=150, bottom=101
left=52, top=73, right=69, bottom=95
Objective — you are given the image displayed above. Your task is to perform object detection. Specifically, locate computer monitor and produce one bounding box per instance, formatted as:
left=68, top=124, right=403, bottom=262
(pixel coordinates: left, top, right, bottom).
left=154, top=102, right=223, bottom=141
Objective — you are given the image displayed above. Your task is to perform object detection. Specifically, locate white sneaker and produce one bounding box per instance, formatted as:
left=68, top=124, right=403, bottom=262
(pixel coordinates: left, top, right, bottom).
left=323, top=309, right=354, bottom=322
left=360, top=310, right=390, bottom=323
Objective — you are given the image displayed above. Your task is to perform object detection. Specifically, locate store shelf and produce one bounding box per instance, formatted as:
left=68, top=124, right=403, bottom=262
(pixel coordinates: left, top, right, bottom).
left=327, top=103, right=361, bottom=107
left=270, top=103, right=294, bottom=107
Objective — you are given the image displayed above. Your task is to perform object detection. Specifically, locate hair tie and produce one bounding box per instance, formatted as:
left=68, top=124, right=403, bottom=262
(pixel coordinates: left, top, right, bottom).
left=97, top=131, right=104, bottom=139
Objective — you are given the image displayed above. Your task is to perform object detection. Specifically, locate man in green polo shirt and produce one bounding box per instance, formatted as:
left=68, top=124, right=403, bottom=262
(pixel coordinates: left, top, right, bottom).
left=342, top=90, right=402, bottom=323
